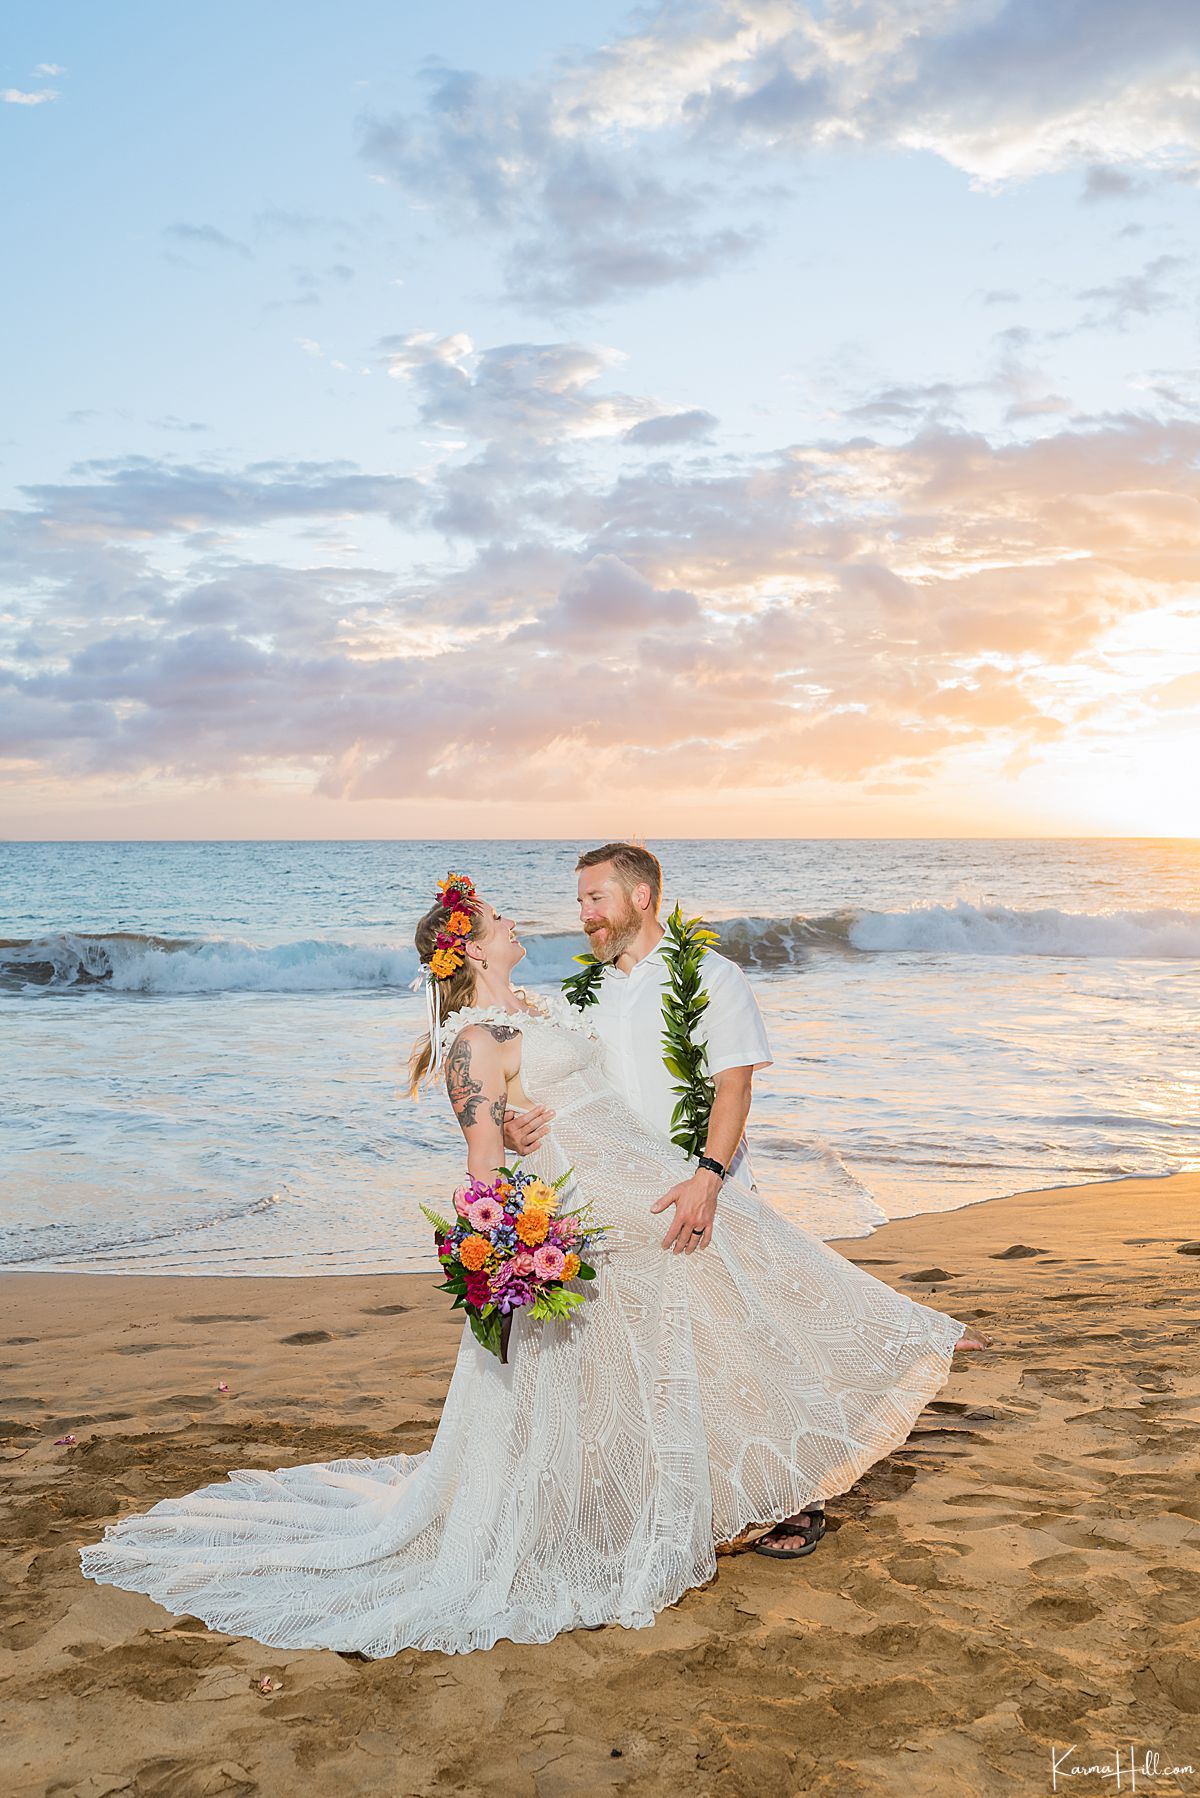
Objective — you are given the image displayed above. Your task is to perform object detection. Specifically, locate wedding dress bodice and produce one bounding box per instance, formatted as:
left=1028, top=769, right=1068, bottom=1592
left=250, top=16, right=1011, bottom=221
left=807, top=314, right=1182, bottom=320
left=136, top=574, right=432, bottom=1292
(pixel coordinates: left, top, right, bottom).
left=438, top=991, right=616, bottom=1129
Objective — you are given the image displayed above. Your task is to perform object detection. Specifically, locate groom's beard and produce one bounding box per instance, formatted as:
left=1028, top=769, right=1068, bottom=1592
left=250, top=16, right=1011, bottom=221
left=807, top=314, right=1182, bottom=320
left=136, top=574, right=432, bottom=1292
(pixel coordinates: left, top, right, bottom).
left=585, top=899, right=640, bottom=964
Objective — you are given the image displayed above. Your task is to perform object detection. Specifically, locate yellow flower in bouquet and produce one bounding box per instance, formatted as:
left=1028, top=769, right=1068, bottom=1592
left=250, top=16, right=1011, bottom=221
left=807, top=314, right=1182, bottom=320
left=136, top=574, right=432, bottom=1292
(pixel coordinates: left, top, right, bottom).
left=522, top=1178, right=559, bottom=1213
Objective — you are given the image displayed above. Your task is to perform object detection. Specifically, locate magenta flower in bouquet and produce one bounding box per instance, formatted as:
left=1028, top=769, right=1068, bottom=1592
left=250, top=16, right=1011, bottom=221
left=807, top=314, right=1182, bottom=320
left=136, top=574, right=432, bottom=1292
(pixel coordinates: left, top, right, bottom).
left=420, top=1163, right=607, bottom=1363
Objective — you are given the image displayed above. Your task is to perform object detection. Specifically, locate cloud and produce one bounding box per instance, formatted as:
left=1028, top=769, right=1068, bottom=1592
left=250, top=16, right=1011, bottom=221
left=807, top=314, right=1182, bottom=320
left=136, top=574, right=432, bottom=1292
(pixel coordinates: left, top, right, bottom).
left=624, top=410, right=718, bottom=446
left=844, top=381, right=965, bottom=425
left=380, top=332, right=657, bottom=442
left=5, top=391, right=1198, bottom=805
left=515, top=554, right=701, bottom=644
left=1082, top=163, right=1148, bottom=203
left=359, top=63, right=760, bottom=307
left=151, top=416, right=211, bottom=434
left=356, top=2, right=1199, bottom=313
left=164, top=222, right=253, bottom=258
left=1075, top=253, right=1187, bottom=331
left=15, top=456, right=423, bottom=535
left=2, top=87, right=58, bottom=105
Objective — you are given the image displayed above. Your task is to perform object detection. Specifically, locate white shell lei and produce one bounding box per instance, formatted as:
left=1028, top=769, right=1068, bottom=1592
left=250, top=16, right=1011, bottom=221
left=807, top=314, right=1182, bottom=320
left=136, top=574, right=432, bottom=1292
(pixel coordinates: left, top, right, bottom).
left=435, top=988, right=598, bottom=1062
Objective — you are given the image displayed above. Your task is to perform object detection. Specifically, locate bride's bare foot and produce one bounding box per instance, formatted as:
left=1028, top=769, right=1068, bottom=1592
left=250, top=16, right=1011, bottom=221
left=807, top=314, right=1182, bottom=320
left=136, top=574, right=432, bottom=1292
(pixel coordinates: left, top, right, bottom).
left=953, top=1332, right=991, bottom=1351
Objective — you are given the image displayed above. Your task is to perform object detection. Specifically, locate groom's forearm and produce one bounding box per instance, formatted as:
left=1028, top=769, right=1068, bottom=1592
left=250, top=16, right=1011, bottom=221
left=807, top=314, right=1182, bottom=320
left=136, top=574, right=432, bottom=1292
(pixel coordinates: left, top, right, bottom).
left=702, top=1067, right=754, bottom=1177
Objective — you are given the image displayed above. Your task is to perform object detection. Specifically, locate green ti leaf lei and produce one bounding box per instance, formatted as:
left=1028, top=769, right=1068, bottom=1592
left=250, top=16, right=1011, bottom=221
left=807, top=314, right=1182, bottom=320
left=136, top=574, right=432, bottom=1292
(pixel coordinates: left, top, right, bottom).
left=562, top=903, right=719, bottom=1160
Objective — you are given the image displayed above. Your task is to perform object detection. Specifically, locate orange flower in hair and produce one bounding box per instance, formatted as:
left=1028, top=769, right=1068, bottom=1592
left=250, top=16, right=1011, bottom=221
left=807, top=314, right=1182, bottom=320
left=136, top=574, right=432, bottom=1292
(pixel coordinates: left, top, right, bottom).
left=425, top=871, right=479, bottom=979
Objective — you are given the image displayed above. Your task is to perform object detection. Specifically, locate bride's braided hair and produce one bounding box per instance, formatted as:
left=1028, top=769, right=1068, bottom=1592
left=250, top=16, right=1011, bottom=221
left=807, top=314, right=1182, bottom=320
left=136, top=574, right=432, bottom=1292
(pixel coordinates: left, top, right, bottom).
left=407, top=879, right=487, bottom=1094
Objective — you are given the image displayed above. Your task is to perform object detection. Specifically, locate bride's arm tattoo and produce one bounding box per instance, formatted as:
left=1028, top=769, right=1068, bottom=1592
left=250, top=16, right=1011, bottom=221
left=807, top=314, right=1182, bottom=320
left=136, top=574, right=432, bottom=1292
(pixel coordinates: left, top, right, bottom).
left=446, top=1037, right=487, bottom=1128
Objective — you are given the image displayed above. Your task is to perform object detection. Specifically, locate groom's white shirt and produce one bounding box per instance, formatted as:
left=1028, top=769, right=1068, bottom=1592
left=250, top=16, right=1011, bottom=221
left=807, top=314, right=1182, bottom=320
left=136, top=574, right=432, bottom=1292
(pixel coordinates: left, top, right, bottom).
left=587, top=930, right=772, bottom=1184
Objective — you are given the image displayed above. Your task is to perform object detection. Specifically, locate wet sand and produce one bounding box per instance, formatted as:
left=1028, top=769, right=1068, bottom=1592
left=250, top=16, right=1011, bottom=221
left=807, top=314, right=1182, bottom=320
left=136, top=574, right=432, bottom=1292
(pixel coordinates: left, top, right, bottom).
left=2, top=1172, right=1198, bottom=1796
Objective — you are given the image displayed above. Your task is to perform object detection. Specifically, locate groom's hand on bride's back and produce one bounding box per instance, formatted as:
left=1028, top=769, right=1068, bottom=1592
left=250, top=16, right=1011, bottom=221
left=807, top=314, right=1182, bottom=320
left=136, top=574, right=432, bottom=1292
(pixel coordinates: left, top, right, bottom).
left=502, top=1105, right=554, bottom=1156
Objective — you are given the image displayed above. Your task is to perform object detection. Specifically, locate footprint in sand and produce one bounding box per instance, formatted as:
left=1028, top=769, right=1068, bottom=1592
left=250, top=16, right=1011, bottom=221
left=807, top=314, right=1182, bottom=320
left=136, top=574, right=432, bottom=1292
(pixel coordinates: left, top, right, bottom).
left=1148, top=1567, right=1200, bottom=1623
left=1024, top=1592, right=1103, bottom=1626
left=176, top=1313, right=267, bottom=1324
left=281, top=1329, right=334, bottom=1345
left=902, top=1268, right=955, bottom=1283
left=362, top=1304, right=410, bottom=1316
left=991, top=1244, right=1046, bottom=1259
left=1019, top=1366, right=1087, bottom=1394
left=926, top=1399, right=1005, bottom=1421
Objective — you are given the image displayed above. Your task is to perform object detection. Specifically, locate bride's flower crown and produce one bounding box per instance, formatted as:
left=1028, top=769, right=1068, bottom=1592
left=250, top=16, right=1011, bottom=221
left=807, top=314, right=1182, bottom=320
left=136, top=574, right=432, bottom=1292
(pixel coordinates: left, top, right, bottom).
left=426, top=871, right=478, bottom=979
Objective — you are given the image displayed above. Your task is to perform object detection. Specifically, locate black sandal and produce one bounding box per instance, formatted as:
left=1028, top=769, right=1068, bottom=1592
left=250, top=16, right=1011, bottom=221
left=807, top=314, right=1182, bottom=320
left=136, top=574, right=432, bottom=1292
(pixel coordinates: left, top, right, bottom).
left=752, top=1506, right=826, bottom=1559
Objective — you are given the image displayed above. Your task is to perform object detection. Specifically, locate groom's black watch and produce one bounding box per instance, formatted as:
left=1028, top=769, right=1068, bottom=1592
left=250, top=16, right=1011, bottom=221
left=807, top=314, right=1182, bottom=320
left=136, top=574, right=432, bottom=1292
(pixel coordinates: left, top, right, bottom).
left=696, top=1154, right=727, bottom=1183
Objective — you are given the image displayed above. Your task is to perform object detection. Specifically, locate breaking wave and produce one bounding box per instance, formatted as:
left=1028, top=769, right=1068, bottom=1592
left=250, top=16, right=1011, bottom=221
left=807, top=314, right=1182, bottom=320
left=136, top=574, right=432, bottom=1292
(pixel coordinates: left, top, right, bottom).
left=4, top=900, right=1199, bottom=994
left=845, top=901, right=1200, bottom=960
left=0, top=932, right=422, bottom=994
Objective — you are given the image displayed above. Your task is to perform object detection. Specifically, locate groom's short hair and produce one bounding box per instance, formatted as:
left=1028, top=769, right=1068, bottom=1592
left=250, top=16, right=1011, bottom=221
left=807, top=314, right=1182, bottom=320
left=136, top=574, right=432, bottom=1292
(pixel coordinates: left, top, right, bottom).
left=576, top=842, right=662, bottom=913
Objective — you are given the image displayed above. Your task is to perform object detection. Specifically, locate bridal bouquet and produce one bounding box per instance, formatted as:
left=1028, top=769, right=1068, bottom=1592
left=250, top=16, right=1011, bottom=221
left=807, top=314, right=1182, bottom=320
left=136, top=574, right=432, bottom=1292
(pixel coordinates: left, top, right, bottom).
left=421, top=1164, right=607, bottom=1363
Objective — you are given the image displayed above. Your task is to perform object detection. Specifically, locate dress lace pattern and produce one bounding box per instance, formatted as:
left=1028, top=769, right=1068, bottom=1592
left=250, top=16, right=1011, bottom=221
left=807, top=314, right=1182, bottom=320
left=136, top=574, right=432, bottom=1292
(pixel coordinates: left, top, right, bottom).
left=80, top=1006, right=966, bottom=1657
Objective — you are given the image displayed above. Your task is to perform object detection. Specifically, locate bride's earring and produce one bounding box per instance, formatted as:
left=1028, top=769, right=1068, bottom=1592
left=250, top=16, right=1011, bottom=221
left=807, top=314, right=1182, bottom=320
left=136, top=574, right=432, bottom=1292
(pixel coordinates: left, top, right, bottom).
left=481, top=958, right=489, bottom=969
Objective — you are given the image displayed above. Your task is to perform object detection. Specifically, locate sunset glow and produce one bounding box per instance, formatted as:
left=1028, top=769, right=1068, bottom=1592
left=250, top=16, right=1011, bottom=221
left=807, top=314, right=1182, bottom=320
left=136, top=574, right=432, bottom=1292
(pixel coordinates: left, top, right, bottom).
left=3, top=2, right=1199, bottom=838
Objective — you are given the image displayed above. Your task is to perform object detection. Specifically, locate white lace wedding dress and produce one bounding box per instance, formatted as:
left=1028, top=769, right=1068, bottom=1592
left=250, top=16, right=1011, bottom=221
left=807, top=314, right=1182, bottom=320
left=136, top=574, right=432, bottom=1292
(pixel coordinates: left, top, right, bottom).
left=80, top=992, right=966, bottom=1657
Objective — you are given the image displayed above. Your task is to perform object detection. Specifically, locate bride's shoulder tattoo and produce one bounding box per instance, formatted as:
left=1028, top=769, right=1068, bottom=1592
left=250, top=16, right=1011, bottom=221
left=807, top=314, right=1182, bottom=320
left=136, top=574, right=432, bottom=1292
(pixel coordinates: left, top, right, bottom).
left=481, top=1023, right=520, bottom=1041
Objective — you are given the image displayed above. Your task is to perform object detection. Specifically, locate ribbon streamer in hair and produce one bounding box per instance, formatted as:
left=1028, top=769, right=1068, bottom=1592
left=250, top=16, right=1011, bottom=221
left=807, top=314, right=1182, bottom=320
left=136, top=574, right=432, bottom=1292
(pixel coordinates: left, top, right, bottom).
left=409, top=969, right=444, bottom=1074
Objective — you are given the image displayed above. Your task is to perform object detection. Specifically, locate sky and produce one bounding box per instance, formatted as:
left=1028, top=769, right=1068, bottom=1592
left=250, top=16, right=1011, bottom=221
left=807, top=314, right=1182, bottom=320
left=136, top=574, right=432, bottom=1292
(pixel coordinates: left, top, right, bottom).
left=2, top=0, right=1199, bottom=840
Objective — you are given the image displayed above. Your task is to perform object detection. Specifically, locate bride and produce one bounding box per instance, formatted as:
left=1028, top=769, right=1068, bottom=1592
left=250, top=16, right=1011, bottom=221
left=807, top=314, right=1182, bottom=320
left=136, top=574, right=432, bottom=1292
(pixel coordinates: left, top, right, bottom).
left=79, top=874, right=982, bottom=1658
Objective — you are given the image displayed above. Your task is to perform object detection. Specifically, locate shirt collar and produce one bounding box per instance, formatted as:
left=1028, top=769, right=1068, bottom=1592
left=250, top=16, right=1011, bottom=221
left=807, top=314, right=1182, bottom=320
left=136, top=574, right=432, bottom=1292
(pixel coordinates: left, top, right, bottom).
left=606, top=932, right=667, bottom=981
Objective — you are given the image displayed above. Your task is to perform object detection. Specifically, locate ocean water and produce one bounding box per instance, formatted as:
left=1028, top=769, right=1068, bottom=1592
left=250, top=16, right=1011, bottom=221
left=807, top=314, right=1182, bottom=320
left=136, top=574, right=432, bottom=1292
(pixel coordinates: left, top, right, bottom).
left=2, top=838, right=1198, bottom=1276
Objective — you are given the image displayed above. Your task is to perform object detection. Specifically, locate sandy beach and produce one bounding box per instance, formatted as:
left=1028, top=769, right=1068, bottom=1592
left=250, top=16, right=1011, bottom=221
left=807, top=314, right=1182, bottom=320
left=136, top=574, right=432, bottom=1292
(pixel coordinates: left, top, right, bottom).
left=2, top=1171, right=1198, bottom=1797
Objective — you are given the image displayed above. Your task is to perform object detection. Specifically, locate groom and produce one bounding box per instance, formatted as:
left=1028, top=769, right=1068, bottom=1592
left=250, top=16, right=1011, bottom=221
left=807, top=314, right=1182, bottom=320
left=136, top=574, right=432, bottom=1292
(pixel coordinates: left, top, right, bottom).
left=504, top=841, right=772, bottom=1255
left=503, top=841, right=828, bottom=1560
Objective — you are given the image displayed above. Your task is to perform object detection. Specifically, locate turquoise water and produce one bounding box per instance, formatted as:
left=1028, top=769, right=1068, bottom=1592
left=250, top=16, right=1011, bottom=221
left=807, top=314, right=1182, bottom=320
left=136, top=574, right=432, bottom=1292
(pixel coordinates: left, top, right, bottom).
left=2, top=838, right=1198, bottom=1273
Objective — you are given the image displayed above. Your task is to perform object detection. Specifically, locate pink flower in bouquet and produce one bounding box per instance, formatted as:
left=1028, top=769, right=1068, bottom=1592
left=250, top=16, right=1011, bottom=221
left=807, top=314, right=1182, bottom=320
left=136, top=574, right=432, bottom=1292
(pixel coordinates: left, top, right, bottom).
left=452, top=1186, right=473, bottom=1219
left=512, top=1250, right=536, bottom=1276
left=467, top=1196, right=503, bottom=1232
left=555, top=1215, right=579, bottom=1243
left=532, top=1243, right=566, bottom=1281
